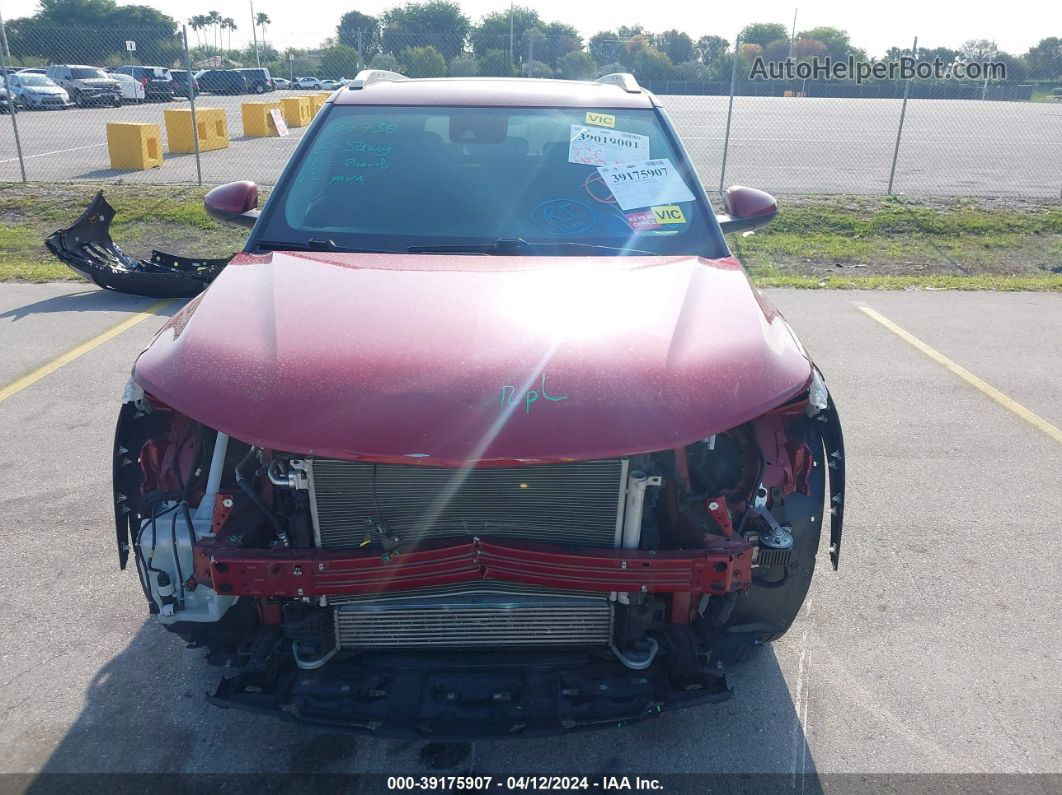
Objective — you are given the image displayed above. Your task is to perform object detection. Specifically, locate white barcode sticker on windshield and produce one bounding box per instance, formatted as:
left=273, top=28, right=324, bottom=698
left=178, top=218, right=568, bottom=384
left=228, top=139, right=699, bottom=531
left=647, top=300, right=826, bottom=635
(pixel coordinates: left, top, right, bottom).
left=568, top=125, right=649, bottom=166
left=596, top=158, right=695, bottom=210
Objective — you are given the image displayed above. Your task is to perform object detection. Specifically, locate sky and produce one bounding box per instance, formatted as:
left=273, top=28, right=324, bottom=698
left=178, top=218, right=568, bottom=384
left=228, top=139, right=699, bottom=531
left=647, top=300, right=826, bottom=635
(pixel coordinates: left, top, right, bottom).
left=3, top=0, right=1060, bottom=56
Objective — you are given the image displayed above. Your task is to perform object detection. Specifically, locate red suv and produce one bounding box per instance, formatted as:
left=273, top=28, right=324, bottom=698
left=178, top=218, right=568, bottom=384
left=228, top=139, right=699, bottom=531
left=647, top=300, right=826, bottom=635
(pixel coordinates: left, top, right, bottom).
left=112, top=70, right=846, bottom=736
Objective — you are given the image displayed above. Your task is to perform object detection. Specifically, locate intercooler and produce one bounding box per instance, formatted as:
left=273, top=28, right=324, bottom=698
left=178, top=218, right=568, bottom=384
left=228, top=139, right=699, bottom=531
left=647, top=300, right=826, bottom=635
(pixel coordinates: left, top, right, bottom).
left=331, top=582, right=613, bottom=649
left=308, top=458, right=627, bottom=549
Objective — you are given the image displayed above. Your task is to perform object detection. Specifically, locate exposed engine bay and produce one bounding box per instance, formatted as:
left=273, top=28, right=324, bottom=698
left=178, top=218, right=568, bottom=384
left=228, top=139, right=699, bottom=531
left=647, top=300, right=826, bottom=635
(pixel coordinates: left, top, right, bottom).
left=45, top=192, right=231, bottom=298
left=113, top=375, right=845, bottom=737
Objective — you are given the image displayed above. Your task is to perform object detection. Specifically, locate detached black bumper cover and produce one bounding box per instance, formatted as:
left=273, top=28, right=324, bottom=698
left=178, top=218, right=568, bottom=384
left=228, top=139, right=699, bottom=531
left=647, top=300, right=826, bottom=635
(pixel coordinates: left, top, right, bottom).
left=45, top=191, right=231, bottom=298
left=209, top=650, right=732, bottom=739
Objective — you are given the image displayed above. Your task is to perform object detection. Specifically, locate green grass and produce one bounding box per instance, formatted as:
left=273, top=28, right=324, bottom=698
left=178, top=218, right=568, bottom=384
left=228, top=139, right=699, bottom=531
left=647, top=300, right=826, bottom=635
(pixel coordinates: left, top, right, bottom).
left=727, top=195, right=1062, bottom=289
left=0, top=184, right=1059, bottom=290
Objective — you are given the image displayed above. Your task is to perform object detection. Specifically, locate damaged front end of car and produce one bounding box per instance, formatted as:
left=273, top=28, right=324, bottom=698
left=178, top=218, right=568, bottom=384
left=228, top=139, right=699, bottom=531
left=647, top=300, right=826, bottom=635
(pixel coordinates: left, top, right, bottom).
left=113, top=372, right=845, bottom=737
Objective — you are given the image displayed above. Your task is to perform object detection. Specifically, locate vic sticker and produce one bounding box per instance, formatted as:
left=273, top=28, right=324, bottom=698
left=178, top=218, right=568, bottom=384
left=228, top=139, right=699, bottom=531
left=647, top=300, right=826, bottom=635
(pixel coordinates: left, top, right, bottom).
left=585, top=111, right=616, bottom=128
left=651, top=205, right=686, bottom=224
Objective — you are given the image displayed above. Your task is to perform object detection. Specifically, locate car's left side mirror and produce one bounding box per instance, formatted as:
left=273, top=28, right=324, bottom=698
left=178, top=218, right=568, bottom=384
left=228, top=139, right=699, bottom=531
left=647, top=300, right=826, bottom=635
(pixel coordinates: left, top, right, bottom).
left=204, top=180, right=260, bottom=228
left=715, top=186, right=778, bottom=235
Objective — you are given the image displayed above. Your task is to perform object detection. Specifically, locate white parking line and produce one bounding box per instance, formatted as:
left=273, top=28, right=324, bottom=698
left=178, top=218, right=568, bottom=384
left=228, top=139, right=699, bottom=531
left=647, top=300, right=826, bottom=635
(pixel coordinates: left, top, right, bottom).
left=0, top=142, right=106, bottom=163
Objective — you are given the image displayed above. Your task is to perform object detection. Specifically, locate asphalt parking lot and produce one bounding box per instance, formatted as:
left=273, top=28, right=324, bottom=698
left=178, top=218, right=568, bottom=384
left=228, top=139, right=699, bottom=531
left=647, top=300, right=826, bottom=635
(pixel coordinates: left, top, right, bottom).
left=2, top=93, right=1060, bottom=195
left=0, top=282, right=1059, bottom=787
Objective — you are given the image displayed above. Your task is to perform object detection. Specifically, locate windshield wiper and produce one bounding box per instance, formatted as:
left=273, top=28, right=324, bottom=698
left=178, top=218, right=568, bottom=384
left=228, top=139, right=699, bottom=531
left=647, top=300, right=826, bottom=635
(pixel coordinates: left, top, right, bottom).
left=408, top=239, right=658, bottom=256
left=256, top=238, right=397, bottom=254
left=408, top=238, right=530, bottom=254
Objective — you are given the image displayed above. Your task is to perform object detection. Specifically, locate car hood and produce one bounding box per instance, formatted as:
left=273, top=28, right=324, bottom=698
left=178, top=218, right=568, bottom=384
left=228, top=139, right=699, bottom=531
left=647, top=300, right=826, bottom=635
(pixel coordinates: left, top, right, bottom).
left=133, top=252, right=812, bottom=465
left=24, top=85, right=65, bottom=94
left=76, top=78, right=117, bottom=87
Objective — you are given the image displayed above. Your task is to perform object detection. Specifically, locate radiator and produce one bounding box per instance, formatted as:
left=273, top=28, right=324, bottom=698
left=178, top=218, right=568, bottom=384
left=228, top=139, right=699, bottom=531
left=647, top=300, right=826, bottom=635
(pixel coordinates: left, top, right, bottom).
left=308, top=458, right=627, bottom=549
left=333, top=582, right=613, bottom=649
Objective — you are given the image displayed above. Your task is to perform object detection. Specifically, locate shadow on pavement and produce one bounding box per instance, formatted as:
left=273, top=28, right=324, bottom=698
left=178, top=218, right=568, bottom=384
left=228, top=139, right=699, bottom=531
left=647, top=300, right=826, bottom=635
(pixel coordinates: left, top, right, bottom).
left=25, top=618, right=819, bottom=787
left=0, top=289, right=185, bottom=320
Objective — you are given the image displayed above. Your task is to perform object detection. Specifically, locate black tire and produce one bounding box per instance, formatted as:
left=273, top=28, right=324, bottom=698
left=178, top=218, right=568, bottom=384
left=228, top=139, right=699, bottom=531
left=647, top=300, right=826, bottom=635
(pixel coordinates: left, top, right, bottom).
left=254, top=83, right=265, bottom=94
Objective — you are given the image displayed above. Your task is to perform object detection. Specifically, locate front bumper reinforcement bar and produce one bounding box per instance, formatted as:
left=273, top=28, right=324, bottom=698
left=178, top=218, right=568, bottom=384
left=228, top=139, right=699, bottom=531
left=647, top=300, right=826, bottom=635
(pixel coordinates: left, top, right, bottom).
left=197, top=537, right=754, bottom=598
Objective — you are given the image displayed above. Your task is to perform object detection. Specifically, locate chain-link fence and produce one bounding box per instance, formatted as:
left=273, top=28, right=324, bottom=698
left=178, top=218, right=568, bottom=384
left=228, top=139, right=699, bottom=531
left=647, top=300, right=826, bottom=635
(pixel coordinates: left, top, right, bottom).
left=1, top=23, right=1060, bottom=196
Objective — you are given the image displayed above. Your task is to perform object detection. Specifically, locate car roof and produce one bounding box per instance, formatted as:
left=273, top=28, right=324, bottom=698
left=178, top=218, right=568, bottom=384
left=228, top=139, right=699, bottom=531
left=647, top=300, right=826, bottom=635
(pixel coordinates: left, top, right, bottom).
left=331, top=77, right=656, bottom=109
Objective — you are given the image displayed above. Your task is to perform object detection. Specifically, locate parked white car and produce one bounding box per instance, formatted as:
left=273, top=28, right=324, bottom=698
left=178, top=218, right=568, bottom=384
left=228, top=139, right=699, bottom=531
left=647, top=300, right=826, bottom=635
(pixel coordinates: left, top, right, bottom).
left=6, top=73, right=72, bottom=109
left=296, top=76, right=322, bottom=90
left=109, top=71, right=146, bottom=103
left=273, top=77, right=290, bottom=89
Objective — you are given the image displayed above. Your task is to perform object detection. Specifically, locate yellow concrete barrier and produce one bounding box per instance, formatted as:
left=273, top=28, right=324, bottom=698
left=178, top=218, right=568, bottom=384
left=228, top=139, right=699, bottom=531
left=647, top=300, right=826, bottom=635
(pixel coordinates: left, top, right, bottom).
left=242, top=100, right=283, bottom=137
left=164, top=107, right=229, bottom=153
left=310, top=91, right=332, bottom=114
left=106, top=122, right=163, bottom=170
left=281, top=95, right=312, bottom=128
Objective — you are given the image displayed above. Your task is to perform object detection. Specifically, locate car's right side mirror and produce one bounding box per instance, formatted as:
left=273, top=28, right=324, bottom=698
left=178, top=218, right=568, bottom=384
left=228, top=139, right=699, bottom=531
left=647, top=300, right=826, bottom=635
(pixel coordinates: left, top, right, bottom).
left=716, top=186, right=778, bottom=235
left=204, top=180, right=260, bottom=228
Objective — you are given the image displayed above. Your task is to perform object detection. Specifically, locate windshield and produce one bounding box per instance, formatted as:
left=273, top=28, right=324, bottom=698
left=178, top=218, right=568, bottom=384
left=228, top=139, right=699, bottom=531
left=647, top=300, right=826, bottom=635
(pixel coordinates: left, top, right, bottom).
left=20, top=75, right=55, bottom=87
left=71, top=67, right=108, bottom=79
left=258, top=105, right=726, bottom=257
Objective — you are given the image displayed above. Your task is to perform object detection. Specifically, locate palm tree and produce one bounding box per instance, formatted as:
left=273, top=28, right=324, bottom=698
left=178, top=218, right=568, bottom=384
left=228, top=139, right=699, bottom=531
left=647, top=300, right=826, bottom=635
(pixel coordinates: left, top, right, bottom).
left=188, top=15, right=207, bottom=48
left=256, top=12, right=271, bottom=45
left=223, top=18, right=237, bottom=60
left=207, top=11, right=222, bottom=54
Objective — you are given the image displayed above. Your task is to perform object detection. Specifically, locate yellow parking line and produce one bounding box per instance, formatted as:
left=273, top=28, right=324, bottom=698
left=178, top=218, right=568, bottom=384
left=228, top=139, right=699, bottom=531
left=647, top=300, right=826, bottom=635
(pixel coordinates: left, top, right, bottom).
left=0, top=299, right=172, bottom=404
left=859, top=305, right=1062, bottom=445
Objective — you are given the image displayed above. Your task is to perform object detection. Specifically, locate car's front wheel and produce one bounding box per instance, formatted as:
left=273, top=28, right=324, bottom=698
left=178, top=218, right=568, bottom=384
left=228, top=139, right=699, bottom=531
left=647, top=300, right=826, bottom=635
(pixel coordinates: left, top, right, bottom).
left=254, top=84, right=265, bottom=94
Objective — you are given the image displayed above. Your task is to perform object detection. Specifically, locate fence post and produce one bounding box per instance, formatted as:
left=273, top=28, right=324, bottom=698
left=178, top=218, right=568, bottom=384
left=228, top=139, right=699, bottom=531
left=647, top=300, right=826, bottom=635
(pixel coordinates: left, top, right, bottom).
left=718, top=34, right=741, bottom=192
left=527, top=36, right=533, bottom=77
left=887, top=36, right=917, bottom=195
left=182, top=26, right=203, bottom=186
left=0, top=9, right=27, bottom=183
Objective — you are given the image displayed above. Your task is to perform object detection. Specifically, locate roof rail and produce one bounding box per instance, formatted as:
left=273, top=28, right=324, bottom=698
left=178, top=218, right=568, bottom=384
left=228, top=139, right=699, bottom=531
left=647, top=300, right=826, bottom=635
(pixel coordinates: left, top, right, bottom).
left=349, top=69, right=408, bottom=90
left=594, top=73, right=642, bottom=94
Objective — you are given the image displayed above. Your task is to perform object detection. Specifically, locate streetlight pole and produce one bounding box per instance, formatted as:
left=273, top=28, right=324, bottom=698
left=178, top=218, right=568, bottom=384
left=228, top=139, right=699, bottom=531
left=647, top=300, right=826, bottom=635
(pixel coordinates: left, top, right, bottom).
left=509, top=2, right=514, bottom=74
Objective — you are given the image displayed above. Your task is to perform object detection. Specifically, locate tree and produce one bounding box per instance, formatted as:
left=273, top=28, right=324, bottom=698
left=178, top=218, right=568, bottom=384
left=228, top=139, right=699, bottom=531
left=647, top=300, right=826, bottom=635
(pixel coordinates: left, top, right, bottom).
left=320, top=45, right=362, bottom=78
left=369, top=52, right=401, bottom=71
left=763, top=38, right=790, bottom=61
left=189, top=15, right=208, bottom=48
left=382, top=1, right=470, bottom=62
left=222, top=18, right=237, bottom=60
left=255, top=12, right=270, bottom=44
left=337, top=10, right=381, bottom=58
left=589, top=31, right=624, bottom=65
left=471, top=6, right=540, bottom=56
left=653, top=30, right=694, bottom=65
left=630, top=46, right=673, bottom=81
left=399, top=45, right=447, bottom=77
left=993, top=52, right=1026, bottom=83
left=1024, top=37, right=1061, bottom=79
left=673, top=60, right=708, bottom=81
left=556, top=50, right=596, bottom=79
left=738, top=23, right=787, bottom=50
left=8, top=0, right=179, bottom=68
left=960, top=39, right=998, bottom=61
left=449, top=55, right=478, bottom=75
left=540, top=21, right=581, bottom=67
left=525, top=59, right=552, bottom=78
left=796, top=26, right=854, bottom=60
left=695, top=35, right=729, bottom=66
left=207, top=11, right=222, bottom=52
left=792, top=38, right=828, bottom=62
left=477, top=48, right=513, bottom=76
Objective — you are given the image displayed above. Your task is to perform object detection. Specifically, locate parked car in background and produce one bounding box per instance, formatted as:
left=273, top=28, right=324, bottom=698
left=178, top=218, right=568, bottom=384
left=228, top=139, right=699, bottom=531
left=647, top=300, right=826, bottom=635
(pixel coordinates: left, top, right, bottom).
left=296, top=76, right=322, bottom=89
left=319, top=79, right=339, bottom=90
left=112, top=65, right=174, bottom=101
left=168, top=69, right=199, bottom=99
left=6, top=72, right=72, bottom=109
left=108, top=71, right=145, bottom=104
left=46, top=65, right=122, bottom=107
left=194, top=69, right=249, bottom=95
left=0, top=82, right=10, bottom=113
left=16, top=67, right=48, bottom=75
left=273, top=77, right=290, bottom=89
left=232, top=67, right=274, bottom=93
